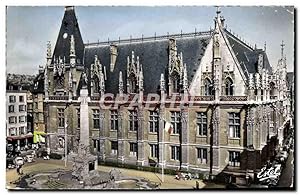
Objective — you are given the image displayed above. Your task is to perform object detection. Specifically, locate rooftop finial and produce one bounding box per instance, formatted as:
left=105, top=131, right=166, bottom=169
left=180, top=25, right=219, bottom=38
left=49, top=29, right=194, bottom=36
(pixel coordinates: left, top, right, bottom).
left=264, top=41, right=266, bottom=52
left=65, top=6, right=74, bottom=11
left=46, top=41, right=52, bottom=59
left=70, top=34, right=75, bottom=57
left=280, top=40, right=285, bottom=59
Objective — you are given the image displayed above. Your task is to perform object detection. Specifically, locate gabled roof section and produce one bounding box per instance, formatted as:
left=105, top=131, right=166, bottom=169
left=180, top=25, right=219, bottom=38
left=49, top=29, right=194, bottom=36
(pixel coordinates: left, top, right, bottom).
left=83, top=32, right=211, bottom=95
left=224, top=29, right=272, bottom=77
left=52, top=6, right=84, bottom=65
left=32, top=72, right=44, bottom=94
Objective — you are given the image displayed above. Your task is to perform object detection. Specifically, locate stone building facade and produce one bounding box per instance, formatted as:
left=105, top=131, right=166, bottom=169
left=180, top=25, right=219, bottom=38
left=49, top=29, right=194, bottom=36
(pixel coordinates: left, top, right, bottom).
left=6, top=89, right=31, bottom=150
left=35, top=6, right=292, bottom=184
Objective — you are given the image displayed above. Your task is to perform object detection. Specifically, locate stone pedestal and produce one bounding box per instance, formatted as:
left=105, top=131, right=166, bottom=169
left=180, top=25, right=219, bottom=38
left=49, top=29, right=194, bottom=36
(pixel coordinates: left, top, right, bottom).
left=72, top=87, right=97, bottom=183
left=72, top=145, right=97, bottom=182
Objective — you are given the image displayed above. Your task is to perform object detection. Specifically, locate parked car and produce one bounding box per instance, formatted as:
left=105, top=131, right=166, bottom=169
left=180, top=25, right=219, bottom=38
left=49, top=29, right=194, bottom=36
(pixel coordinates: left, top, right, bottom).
left=14, top=156, right=24, bottom=166
left=6, top=144, right=14, bottom=153
left=25, top=154, right=34, bottom=163
left=6, top=158, right=15, bottom=169
left=276, top=151, right=288, bottom=163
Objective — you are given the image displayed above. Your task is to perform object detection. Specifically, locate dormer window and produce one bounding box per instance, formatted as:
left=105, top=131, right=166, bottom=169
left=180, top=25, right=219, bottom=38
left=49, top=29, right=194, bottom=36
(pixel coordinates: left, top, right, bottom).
left=128, top=74, right=138, bottom=93
left=225, top=77, right=234, bottom=96
left=204, top=78, right=213, bottom=96
left=93, top=76, right=100, bottom=94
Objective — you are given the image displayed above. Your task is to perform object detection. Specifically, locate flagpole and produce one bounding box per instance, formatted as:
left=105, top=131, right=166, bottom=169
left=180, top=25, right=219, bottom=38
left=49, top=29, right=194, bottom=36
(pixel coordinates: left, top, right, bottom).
left=162, top=122, right=164, bottom=183
left=65, top=122, right=67, bottom=167
left=64, top=118, right=67, bottom=167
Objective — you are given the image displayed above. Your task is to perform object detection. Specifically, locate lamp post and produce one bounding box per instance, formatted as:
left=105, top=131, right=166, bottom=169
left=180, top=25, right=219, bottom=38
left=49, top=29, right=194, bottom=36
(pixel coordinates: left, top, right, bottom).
left=64, top=102, right=71, bottom=167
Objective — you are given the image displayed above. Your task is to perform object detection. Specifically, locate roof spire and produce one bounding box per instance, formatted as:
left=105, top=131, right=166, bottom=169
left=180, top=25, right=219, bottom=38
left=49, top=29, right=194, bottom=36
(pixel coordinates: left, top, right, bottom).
left=51, top=6, right=84, bottom=64
left=216, top=6, right=221, bottom=19
left=264, top=41, right=266, bottom=52
left=280, top=40, right=285, bottom=59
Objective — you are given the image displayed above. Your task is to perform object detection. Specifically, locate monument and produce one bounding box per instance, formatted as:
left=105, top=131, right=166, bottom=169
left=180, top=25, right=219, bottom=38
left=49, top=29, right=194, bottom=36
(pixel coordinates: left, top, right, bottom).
left=72, top=74, right=98, bottom=185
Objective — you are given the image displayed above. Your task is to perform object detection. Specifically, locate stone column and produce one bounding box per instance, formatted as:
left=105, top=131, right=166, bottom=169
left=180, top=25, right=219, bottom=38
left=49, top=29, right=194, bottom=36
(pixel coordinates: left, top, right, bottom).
left=246, top=107, right=256, bottom=177
left=180, top=107, right=189, bottom=171
left=246, top=106, right=254, bottom=147
left=211, top=106, right=220, bottom=169
left=158, top=74, right=166, bottom=169
left=79, top=88, right=90, bottom=150
left=45, top=102, right=51, bottom=154
left=73, top=87, right=97, bottom=181
left=267, top=106, right=271, bottom=139
left=137, top=107, right=146, bottom=166
left=158, top=106, right=165, bottom=169
left=248, top=74, right=255, bottom=102
left=99, top=109, right=105, bottom=162
left=255, top=73, right=261, bottom=102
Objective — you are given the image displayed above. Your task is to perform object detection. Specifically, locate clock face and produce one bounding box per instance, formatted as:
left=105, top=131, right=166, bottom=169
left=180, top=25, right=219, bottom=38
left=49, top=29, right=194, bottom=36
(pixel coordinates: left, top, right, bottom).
left=63, top=33, right=68, bottom=39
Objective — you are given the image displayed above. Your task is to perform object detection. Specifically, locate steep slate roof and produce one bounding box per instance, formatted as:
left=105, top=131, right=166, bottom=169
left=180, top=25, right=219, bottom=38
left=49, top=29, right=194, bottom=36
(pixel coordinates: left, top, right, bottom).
left=51, top=6, right=84, bottom=65
left=287, top=72, right=294, bottom=90
left=84, top=34, right=211, bottom=95
left=224, top=29, right=272, bottom=78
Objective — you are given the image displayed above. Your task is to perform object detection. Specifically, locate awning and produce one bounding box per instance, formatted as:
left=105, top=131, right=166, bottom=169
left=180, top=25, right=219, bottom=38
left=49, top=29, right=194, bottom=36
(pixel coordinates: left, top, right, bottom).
left=33, top=131, right=46, bottom=143
left=7, top=134, right=33, bottom=141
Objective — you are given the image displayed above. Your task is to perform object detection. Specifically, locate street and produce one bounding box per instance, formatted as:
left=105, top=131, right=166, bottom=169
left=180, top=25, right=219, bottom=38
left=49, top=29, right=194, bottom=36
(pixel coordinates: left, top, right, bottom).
left=277, top=150, right=294, bottom=188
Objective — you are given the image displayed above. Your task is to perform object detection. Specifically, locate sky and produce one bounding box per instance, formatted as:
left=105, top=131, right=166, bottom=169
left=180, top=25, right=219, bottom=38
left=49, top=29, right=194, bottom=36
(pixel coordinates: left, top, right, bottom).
left=6, top=6, right=294, bottom=75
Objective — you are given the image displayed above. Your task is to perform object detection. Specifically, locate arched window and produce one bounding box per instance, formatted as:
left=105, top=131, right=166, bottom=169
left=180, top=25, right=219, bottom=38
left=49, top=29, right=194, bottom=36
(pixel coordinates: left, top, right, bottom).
left=204, top=78, right=213, bottom=96
left=58, top=137, right=65, bottom=148
left=225, top=77, right=234, bottom=96
left=93, top=76, right=99, bottom=94
left=269, top=82, right=275, bottom=96
left=170, top=72, right=180, bottom=93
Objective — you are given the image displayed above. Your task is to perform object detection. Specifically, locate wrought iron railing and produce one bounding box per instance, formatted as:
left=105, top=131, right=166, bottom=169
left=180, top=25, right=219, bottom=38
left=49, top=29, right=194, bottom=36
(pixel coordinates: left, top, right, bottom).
left=220, top=96, right=248, bottom=101
left=192, top=96, right=214, bottom=101
left=49, top=96, right=68, bottom=100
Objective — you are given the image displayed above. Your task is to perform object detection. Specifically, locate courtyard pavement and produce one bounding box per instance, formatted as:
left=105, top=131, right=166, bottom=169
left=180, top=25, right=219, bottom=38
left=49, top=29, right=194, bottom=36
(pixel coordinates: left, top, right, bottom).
left=6, top=159, right=213, bottom=190
left=97, top=165, right=207, bottom=189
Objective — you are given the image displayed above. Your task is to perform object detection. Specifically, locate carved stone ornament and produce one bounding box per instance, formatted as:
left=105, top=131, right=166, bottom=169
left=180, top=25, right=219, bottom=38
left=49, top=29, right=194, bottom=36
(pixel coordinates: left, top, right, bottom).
left=53, top=57, right=65, bottom=88
left=214, top=39, right=220, bottom=47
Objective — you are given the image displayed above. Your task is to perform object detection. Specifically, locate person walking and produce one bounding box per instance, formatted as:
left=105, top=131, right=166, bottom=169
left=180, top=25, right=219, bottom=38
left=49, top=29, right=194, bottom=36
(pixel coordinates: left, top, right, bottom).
left=19, top=165, right=23, bottom=175
left=195, top=181, right=199, bottom=189
left=16, top=165, right=20, bottom=175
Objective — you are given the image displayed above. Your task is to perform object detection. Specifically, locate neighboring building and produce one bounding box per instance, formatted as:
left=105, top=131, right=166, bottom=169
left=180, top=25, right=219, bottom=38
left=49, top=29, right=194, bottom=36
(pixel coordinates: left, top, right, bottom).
left=26, top=91, right=33, bottom=133
left=32, top=66, right=46, bottom=145
left=6, top=88, right=32, bottom=150
left=286, top=71, right=294, bottom=130
left=6, top=73, right=35, bottom=91
left=41, top=7, right=291, bottom=185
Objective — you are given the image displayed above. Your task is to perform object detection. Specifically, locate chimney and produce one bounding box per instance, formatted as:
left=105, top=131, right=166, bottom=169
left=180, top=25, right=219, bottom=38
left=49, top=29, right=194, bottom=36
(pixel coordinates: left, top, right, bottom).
left=110, top=44, right=118, bottom=72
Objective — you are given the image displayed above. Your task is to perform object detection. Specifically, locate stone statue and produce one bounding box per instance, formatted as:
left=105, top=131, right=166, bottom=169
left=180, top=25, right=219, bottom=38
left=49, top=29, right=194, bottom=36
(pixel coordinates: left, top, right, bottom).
left=82, top=72, right=88, bottom=88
